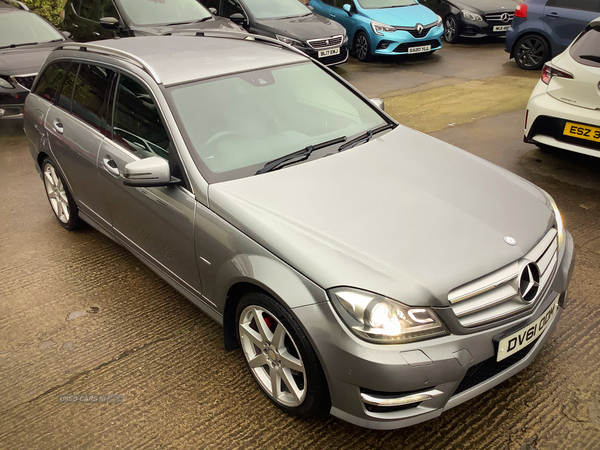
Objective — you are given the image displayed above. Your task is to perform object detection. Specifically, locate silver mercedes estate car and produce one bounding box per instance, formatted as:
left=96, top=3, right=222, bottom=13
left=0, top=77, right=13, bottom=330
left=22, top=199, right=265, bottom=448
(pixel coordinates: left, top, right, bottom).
left=24, top=32, right=574, bottom=429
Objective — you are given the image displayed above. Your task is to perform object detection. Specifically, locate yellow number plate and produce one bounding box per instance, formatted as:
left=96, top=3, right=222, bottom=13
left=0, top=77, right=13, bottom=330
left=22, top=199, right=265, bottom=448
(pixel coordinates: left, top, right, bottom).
left=563, top=122, right=600, bottom=143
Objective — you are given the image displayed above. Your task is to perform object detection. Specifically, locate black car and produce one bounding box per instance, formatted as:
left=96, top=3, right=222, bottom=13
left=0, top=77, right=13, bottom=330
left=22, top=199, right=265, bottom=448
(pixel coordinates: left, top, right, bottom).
left=420, top=0, right=522, bottom=43
left=62, top=0, right=241, bottom=42
left=201, top=0, right=349, bottom=66
left=0, top=0, right=69, bottom=119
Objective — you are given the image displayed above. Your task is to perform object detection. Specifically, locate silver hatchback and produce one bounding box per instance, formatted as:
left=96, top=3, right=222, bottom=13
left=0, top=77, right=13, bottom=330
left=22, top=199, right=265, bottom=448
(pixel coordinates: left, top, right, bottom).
left=24, top=33, right=575, bottom=429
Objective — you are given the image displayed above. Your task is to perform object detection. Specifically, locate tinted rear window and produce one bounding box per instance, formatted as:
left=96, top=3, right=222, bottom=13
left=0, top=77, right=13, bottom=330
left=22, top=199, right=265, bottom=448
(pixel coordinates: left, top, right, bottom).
left=545, top=0, right=600, bottom=12
left=57, top=64, right=79, bottom=111
left=71, top=64, right=115, bottom=134
left=33, top=62, right=69, bottom=103
left=570, top=27, right=600, bottom=68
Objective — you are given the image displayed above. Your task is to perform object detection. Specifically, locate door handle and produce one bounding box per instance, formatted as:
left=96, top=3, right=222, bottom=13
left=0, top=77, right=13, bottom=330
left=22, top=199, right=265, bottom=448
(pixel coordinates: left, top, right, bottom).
left=93, top=31, right=100, bottom=36
left=53, top=118, right=64, bottom=134
left=102, top=155, right=120, bottom=177
left=330, top=13, right=336, bottom=18
left=546, top=11, right=559, bottom=18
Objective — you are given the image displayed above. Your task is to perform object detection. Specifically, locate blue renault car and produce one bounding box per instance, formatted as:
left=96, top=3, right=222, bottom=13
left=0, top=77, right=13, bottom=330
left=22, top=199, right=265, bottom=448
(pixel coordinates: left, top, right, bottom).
left=506, top=0, right=600, bottom=70
left=309, top=0, right=443, bottom=62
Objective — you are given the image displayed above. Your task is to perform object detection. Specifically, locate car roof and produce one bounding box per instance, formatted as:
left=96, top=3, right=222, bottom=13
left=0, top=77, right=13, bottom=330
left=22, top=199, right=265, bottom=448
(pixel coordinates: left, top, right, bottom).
left=64, top=35, right=308, bottom=87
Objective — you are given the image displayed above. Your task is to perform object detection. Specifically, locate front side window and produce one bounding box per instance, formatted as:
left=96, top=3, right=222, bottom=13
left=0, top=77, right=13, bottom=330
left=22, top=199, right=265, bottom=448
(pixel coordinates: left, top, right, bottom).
left=77, top=0, right=98, bottom=20
left=117, top=0, right=212, bottom=26
left=113, top=75, right=170, bottom=159
left=169, top=62, right=387, bottom=182
left=57, top=64, right=79, bottom=111
left=33, top=62, right=69, bottom=103
left=242, top=0, right=310, bottom=19
left=356, top=0, right=416, bottom=8
left=98, top=0, right=119, bottom=19
left=71, top=64, right=115, bottom=134
left=222, top=0, right=243, bottom=17
left=0, top=11, right=64, bottom=48
left=570, top=26, right=600, bottom=67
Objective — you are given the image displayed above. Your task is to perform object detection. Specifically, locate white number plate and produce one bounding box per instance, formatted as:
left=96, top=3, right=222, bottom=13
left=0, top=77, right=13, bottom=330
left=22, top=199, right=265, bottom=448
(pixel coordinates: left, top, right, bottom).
left=408, top=45, right=431, bottom=54
left=497, top=298, right=560, bottom=362
left=318, top=47, right=341, bottom=58
left=493, top=25, right=510, bottom=32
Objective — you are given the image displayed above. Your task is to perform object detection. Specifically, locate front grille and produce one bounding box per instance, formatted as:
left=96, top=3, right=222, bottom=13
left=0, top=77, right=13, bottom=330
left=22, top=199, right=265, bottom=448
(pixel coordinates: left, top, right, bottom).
left=315, top=50, right=347, bottom=66
left=393, top=39, right=441, bottom=53
left=11, top=75, right=36, bottom=91
left=395, top=25, right=435, bottom=38
left=453, top=341, right=534, bottom=396
left=307, top=35, right=343, bottom=49
left=485, top=12, right=514, bottom=25
left=448, top=228, right=559, bottom=328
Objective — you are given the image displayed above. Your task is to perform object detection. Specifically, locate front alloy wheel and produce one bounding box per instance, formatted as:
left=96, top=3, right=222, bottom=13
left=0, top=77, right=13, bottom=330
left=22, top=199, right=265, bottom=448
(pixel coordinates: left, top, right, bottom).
left=444, top=16, right=459, bottom=43
left=354, top=32, right=371, bottom=62
left=514, top=35, right=549, bottom=70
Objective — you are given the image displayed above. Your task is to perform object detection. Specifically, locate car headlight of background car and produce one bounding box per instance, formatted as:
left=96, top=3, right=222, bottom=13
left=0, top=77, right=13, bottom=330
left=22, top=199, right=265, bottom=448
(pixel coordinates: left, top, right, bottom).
left=462, top=10, right=483, bottom=21
left=276, top=35, right=306, bottom=48
left=0, top=77, right=14, bottom=89
left=436, top=15, right=443, bottom=27
left=328, top=287, right=448, bottom=344
left=371, top=20, right=396, bottom=36
left=543, top=190, right=565, bottom=258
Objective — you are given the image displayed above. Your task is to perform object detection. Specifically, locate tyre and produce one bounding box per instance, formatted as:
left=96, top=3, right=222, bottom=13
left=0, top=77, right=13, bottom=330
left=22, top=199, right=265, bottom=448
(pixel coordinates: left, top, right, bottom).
left=514, top=35, right=550, bottom=70
left=236, top=292, right=330, bottom=418
left=354, top=31, right=372, bottom=62
left=444, top=15, right=460, bottom=44
left=42, top=158, right=82, bottom=230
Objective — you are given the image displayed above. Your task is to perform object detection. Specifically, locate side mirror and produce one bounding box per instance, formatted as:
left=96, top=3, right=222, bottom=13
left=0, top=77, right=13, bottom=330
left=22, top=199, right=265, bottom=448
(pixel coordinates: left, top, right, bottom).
left=122, top=157, right=180, bottom=187
left=61, top=30, right=71, bottom=39
left=100, top=17, right=120, bottom=29
left=229, top=13, right=246, bottom=24
left=209, top=7, right=217, bottom=15
left=370, top=98, right=385, bottom=111
left=343, top=4, right=352, bottom=15
left=307, top=5, right=314, bottom=10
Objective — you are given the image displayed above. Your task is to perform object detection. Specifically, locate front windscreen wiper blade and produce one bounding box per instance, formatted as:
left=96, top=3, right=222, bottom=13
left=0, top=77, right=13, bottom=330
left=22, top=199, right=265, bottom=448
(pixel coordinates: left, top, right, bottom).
left=195, top=16, right=213, bottom=23
left=256, top=136, right=346, bottom=175
left=0, top=41, right=38, bottom=49
left=338, top=123, right=395, bottom=152
left=579, top=54, right=600, bottom=63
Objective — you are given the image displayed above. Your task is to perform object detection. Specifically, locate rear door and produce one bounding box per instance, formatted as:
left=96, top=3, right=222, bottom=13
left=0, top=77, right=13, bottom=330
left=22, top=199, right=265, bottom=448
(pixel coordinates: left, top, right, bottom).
left=45, top=62, right=113, bottom=225
left=96, top=73, right=202, bottom=294
left=543, top=0, right=600, bottom=52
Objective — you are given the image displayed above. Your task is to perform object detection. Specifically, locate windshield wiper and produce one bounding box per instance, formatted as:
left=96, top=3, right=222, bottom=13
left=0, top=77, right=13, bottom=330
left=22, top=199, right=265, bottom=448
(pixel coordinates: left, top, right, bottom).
left=0, top=41, right=39, bottom=49
left=580, top=54, right=600, bottom=63
left=338, top=123, right=394, bottom=152
left=256, top=136, right=346, bottom=175
left=195, top=16, right=213, bottom=23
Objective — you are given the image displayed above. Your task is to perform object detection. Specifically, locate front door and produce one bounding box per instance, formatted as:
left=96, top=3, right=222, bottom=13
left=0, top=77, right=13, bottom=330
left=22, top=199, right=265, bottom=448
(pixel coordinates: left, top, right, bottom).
left=97, top=73, right=202, bottom=294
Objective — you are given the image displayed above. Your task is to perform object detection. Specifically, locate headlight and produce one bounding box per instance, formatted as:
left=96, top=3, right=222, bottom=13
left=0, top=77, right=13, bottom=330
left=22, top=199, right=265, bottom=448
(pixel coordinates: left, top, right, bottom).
left=436, top=15, right=442, bottom=27
left=276, top=35, right=305, bottom=47
left=371, top=20, right=396, bottom=36
left=543, top=190, right=565, bottom=257
left=0, top=77, right=14, bottom=89
left=328, top=287, right=448, bottom=344
left=343, top=34, right=348, bottom=44
left=461, top=10, right=483, bottom=21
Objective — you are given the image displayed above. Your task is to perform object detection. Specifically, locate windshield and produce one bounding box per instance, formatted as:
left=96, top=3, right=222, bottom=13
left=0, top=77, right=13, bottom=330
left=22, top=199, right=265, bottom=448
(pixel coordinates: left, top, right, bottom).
left=570, top=26, right=600, bottom=68
left=356, top=0, right=416, bottom=9
left=118, top=0, right=212, bottom=26
left=242, top=0, right=310, bottom=19
left=0, top=11, right=63, bottom=48
left=169, top=63, right=387, bottom=182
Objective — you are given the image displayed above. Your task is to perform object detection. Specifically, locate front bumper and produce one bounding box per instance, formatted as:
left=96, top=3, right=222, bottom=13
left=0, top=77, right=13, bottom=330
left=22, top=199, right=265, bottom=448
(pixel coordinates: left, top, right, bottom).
left=526, top=80, right=600, bottom=158
left=459, top=18, right=512, bottom=38
left=293, top=231, right=575, bottom=429
left=370, top=27, right=443, bottom=56
left=0, top=89, right=28, bottom=119
left=303, top=43, right=349, bottom=66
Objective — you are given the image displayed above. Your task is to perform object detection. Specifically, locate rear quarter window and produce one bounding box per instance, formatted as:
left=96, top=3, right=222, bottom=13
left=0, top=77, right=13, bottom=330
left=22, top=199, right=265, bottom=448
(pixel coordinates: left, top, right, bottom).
left=570, top=27, right=600, bottom=68
left=33, top=62, right=70, bottom=103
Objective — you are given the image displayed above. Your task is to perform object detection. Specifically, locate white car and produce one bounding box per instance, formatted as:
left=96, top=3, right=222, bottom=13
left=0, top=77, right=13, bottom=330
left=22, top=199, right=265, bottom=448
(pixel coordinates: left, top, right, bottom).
left=525, top=17, right=600, bottom=158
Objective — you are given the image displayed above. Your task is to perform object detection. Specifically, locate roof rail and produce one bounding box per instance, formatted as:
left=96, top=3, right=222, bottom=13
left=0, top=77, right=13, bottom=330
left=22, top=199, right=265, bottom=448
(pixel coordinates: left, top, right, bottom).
left=161, top=29, right=308, bottom=59
left=53, top=42, right=162, bottom=84
left=2, top=0, right=29, bottom=10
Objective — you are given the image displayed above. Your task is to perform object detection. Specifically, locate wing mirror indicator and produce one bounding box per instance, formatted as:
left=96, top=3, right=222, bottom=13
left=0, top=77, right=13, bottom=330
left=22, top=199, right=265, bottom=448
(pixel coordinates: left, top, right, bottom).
left=122, top=157, right=180, bottom=188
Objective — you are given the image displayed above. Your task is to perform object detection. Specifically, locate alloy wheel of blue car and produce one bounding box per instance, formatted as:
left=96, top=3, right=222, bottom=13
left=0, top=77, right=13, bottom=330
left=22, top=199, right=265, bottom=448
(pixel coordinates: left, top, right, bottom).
left=514, top=35, right=549, bottom=70
left=354, top=32, right=371, bottom=62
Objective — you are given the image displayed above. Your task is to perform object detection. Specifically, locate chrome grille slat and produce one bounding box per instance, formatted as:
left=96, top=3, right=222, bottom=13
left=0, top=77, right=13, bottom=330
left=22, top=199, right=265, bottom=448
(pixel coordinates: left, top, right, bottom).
left=11, top=73, right=36, bottom=91
left=448, top=228, right=559, bottom=327
left=485, top=12, right=514, bottom=24
left=307, top=35, right=343, bottom=49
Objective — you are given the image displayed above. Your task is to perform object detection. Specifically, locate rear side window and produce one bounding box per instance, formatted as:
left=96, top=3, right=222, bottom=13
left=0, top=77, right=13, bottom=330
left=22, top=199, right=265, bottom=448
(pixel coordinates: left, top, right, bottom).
left=221, top=0, right=243, bottom=17
left=77, top=0, right=98, bottom=20
left=570, top=27, right=600, bottom=68
left=98, top=0, right=119, bottom=19
left=57, top=64, right=79, bottom=111
left=71, top=64, right=115, bottom=134
left=546, top=0, right=600, bottom=12
left=112, top=75, right=171, bottom=159
left=33, top=62, right=69, bottom=103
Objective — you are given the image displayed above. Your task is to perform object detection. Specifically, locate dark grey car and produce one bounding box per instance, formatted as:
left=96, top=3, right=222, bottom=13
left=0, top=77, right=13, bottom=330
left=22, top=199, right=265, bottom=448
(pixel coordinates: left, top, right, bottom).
left=24, top=33, right=574, bottom=429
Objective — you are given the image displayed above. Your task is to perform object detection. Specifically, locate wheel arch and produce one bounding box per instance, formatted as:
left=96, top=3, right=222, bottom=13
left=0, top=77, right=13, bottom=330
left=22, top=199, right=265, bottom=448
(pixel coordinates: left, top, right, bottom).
left=510, top=31, right=551, bottom=59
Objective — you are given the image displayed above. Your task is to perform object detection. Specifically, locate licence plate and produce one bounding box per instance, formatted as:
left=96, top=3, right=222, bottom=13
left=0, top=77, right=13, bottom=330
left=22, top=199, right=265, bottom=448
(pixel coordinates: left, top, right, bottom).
left=318, top=47, right=340, bottom=58
left=408, top=45, right=431, bottom=54
left=493, top=25, right=510, bottom=32
left=497, top=298, right=559, bottom=362
left=564, top=122, right=600, bottom=143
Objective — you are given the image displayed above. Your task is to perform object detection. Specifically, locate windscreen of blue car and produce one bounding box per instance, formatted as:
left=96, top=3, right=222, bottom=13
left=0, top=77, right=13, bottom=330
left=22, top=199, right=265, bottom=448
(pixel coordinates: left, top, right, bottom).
left=169, top=62, right=387, bottom=182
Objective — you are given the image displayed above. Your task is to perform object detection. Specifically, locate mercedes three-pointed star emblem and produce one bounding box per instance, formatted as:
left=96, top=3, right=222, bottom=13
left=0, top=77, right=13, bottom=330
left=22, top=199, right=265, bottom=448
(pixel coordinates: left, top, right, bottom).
left=518, top=262, right=541, bottom=303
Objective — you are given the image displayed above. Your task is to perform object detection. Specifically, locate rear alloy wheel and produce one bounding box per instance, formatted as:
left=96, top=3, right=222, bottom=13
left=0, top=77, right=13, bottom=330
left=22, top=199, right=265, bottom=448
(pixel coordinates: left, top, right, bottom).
left=354, top=31, right=371, bottom=62
left=237, top=292, right=329, bottom=417
left=42, top=159, right=81, bottom=230
left=444, top=15, right=460, bottom=44
left=514, top=35, right=549, bottom=70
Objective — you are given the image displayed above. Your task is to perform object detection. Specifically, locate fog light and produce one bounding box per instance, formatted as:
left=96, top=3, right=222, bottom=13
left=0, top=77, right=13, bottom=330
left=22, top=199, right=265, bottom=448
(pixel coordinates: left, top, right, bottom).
left=377, top=41, right=391, bottom=50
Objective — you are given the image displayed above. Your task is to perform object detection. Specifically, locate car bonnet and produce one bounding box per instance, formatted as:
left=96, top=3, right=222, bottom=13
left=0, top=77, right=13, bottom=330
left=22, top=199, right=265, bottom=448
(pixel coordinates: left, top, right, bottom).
left=363, top=4, right=438, bottom=27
